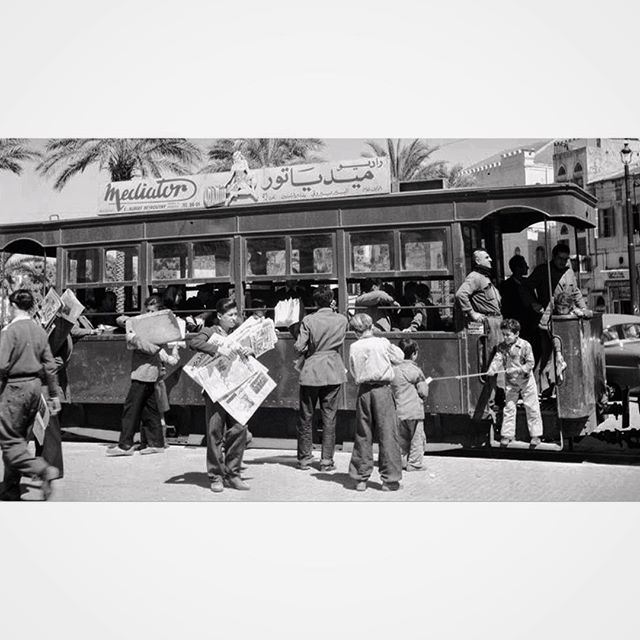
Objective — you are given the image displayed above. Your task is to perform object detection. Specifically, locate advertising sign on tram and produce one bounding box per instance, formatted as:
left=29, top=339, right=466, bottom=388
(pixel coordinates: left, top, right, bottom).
left=98, top=157, right=391, bottom=215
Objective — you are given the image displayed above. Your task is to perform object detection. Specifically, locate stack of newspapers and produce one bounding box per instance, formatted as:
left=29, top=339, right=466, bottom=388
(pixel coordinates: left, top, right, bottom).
left=183, top=316, right=278, bottom=424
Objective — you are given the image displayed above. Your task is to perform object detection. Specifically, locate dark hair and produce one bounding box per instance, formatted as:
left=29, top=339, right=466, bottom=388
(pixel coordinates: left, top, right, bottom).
left=162, top=285, right=184, bottom=310
left=251, top=298, right=266, bottom=308
left=415, top=284, right=431, bottom=302
left=552, top=243, right=571, bottom=258
left=398, top=337, right=418, bottom=360
left=508, top=254, right=528, bottom=272
left=9, top=289, right=34, bottom=311
left=144, top=294, right=164, bottom=310
left=500, top=318, right=521, bottom=333
left=360, top=278, right=379, bottom=293
left=313, top=286, right=334, bottom=308
left=216, top=298, right=237, bottom=315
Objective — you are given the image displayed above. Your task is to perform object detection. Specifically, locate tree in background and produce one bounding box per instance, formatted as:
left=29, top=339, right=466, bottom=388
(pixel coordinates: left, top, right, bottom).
left=437, top=163, right=477, bottom=188
left=201, top=138, right=325, bottom=172
left=37, top=138, right=203, bottom=190
left=0, top=138, right=40, bottom=175
left=362, top=138, right=443, bottom=189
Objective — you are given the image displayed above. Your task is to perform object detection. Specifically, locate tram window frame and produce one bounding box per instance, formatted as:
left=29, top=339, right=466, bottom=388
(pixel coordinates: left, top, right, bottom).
left=347, top=227, right=453, bottom=278
left=149, top=238, right=234, bottom=285
left=243, top=233, right=338, bottom=281
left=64, top=245, right=140, bottom=286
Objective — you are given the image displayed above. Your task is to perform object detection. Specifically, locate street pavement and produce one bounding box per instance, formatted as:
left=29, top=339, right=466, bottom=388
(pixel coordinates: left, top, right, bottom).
left=4, top=441, right=640, bottom=501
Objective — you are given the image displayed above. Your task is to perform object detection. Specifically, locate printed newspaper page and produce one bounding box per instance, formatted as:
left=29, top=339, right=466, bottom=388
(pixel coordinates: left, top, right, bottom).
left=229, top=316, right=278, bottom=357
left=184, top=352, right=267, bottom=404
left=59, top=288, right=85, bottom=324
left=219, top=369, right=277, bottom=425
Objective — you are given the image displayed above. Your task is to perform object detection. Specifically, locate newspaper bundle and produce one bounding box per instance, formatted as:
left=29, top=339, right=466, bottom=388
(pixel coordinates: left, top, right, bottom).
left=183, top=316, right=278, bottom=423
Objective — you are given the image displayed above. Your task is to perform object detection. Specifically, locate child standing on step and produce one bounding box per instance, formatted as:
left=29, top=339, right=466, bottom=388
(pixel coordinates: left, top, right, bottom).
left=487, top=318, right=543, bottom=447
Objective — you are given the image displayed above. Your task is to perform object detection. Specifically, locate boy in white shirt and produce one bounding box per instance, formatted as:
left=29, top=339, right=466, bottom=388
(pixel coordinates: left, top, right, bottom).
left=348, top=313, right=405, bottom=492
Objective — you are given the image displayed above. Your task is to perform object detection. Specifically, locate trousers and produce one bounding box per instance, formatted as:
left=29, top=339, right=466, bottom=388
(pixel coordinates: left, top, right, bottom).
left=205, top=397, right=247, bottom=482
left=349, top=383, right=402, bottom=484
left=119, top=380, right=163, bottom=450
left=35, top=413, right=64, bottom=477
left=297, top=384, right=341, bottom=464
left=397, top=419, right=426, bottom=469
left=0, top=379, right=49, bottom=496
left=501, top=376, right=543, bottom=439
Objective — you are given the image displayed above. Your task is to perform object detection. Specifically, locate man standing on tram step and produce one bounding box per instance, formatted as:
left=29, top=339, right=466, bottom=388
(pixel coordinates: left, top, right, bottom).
left=189, top=298, right=252, bottom=493
left=499, top=254, right=544, bottom=357
left=294, top=286, right=348, bottom=471
left=527, top=242, right=588, bottom=368
left=106, top=295, right=180, bottom=456
left=0, top=290, right=61, bottom=501
left=455, top=249, right=503, bottom=356
left=348, top=313, right=405, bottom=492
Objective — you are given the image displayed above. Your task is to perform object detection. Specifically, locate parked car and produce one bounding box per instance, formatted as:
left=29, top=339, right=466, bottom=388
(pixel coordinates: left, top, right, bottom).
left=602, top=313, right=640, bottom=397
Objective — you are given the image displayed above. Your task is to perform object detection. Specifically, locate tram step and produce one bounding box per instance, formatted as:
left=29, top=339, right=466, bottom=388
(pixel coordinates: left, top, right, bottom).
left=489, top=439, right=563, bottom=452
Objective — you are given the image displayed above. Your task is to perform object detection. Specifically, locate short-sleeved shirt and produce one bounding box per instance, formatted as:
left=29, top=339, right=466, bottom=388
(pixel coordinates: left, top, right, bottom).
left=391, top=360, right=429, bottom=420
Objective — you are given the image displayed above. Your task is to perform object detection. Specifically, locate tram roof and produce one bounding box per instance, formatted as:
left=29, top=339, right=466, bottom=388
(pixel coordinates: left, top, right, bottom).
left=0, top=182, right=596, bottom=252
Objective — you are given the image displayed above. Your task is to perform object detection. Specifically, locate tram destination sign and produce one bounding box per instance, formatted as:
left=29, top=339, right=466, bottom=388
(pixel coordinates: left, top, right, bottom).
left=98, top=157, right=391, bottom=215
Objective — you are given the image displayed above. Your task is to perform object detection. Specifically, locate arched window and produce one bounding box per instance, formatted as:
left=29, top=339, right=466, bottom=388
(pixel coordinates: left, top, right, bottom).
left=574, top=162, right=583, bottom=173
left=560, top=225, right=569, bottom=236
left=514, top=246, right=521, bottom=255
left=557, top=165, right=567, bottom=179
left=535, top=246, right=545, bottom=266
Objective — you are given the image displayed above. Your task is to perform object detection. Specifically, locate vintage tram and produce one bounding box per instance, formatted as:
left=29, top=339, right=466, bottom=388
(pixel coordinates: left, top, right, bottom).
left=0, top=181, right=618, bottom=451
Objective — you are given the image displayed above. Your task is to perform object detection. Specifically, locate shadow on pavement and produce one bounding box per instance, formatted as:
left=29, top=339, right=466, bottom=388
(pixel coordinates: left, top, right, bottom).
left=310, top=471, right=357, bottom=490
left=165, top=471, right=210, bottom=489
left=244, top=454, right=299, bottom=468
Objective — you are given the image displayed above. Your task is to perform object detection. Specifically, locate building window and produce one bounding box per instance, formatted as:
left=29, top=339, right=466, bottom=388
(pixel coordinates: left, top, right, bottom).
left=560, top=225, right=569, bottom=236
left=557, top=165, right=567, bottom=181
left=598, top=207, right=616, bottom=238
left=574, top=162, right=583, bottom=173
left=615, top=180, right=623, bottom=202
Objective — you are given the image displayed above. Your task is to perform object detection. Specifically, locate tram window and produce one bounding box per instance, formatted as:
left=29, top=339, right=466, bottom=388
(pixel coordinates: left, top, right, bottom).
left=246, top=237, right=286, bottom=276
left=105, top=247, right=139, bottom=282
left=193, top=240, right=231, bottom=278
left=152, top=243, right=188, bottom=280
left=73, top=285, right=141, bottom=325
left=400, top=229, right=448, bottom=272
left=350, top=231, right=394, bottom=272
left=67, top=248, right=101, bottom=284
left=291, top=235, right=334, bottom=274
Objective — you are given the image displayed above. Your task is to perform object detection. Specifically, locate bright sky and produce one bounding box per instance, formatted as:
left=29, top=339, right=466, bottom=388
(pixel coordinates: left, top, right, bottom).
left=0, top=138, right=540, bottom=224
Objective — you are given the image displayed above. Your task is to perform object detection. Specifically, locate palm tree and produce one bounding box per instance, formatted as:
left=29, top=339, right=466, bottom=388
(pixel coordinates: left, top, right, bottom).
left=0, top=138, right=40, bottom=175
left=37, top=138, right=203, bottom=190
left=362, top=138, right=443, bottom=189
left=438, top=163, right=477, bottom=188
left=201, top=138, right=325, bottom=172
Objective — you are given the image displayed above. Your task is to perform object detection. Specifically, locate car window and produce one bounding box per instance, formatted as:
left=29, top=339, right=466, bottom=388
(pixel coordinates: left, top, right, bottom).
left=602, top=328, right=619, bottom=342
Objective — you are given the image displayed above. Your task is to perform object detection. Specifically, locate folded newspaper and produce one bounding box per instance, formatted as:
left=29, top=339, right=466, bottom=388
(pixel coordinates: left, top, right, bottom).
left=31, top=394, right=51, bottom=446
left=183, top=316, right=278, bottom=423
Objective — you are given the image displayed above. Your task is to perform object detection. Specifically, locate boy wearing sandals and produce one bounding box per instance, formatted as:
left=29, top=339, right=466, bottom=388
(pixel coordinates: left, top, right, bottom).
left=487, top=318, right=543, bottom=447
